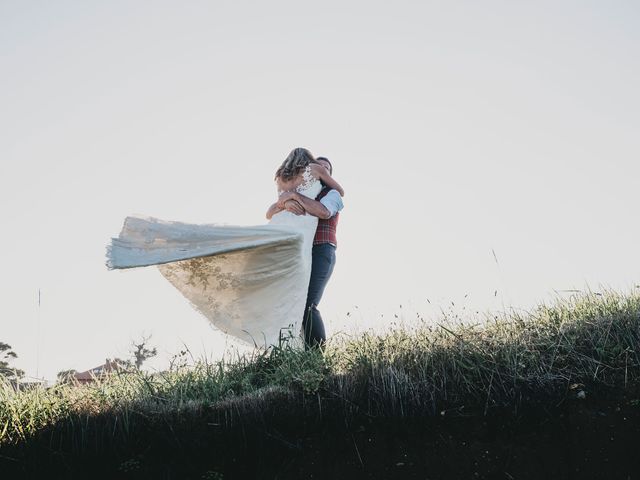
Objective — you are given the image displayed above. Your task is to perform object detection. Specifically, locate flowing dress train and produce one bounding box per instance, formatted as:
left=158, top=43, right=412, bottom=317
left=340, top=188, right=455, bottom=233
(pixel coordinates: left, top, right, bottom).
left=107, top=167, right=322, bottom=347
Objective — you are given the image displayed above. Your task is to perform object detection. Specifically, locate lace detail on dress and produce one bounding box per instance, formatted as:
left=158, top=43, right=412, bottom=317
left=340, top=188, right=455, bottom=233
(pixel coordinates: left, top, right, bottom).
left=159, top=255, right=242, bottom=320
left=296, top=165, right=318, bottom=195
left=276, top=165, right=319, bottom=197
left=162, top=256, right=241, bottom=292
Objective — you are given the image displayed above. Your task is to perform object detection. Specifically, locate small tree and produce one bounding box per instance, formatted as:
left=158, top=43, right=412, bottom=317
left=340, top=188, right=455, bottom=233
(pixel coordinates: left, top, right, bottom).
left=130, top=334, right=157, bottom=369
left=111, top=357, right=133, bottom=370
left=56, top=369, right=78, bottom=383
left=0, top=342, right=25, bottom=382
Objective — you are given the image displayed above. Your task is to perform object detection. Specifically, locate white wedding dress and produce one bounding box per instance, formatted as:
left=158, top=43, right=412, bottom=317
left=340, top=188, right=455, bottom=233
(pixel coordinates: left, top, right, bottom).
left=107, top=166, right=322, bottom=348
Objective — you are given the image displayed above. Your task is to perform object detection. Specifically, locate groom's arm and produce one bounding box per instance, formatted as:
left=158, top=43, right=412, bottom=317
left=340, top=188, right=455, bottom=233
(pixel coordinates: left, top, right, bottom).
left=278, top=192, right=332, bottom=220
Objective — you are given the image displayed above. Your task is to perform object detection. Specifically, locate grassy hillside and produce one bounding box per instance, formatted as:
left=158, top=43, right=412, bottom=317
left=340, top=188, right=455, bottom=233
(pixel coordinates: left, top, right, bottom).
left=2, top=290, right=640, bottom=479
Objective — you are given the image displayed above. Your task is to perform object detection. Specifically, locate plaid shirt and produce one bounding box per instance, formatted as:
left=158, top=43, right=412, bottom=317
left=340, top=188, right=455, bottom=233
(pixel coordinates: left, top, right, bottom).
left=314, top=187, right=340, bottom=246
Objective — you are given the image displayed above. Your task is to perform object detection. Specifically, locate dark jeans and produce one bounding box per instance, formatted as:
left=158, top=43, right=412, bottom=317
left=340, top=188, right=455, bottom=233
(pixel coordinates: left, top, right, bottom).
left=303, top=243, right=336, bottom=350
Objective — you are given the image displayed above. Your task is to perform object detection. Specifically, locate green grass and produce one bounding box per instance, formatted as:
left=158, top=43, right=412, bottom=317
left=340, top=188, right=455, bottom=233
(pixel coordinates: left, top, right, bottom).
left=2, top=289, right=639, bottom=448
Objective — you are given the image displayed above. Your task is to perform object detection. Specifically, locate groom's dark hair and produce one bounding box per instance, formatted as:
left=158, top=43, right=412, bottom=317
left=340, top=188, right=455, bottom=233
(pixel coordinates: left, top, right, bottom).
left=316, top=156, right=332, bottom=175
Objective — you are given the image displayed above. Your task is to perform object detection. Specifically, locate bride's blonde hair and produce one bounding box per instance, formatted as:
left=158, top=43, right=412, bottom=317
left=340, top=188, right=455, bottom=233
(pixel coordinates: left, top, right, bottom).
left=275, top=147, right=316, bottom=181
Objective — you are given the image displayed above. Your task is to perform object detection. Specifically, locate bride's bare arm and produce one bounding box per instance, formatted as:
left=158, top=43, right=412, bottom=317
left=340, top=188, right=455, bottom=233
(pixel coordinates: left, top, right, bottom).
left=267, top=198, right=306, bottom=219
left=266, top=202, right=283, bottom=220
left=310, top=164, right=345, bottom=196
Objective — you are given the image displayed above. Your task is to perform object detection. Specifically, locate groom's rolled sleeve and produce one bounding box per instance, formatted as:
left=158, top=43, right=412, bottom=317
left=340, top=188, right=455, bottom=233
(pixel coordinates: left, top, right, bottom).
left=319, top=190, right=344, bottom=218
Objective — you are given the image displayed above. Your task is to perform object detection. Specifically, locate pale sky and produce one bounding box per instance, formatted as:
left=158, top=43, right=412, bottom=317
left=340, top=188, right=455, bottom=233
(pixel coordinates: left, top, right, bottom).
left=1, top=1, right=639, bottom=382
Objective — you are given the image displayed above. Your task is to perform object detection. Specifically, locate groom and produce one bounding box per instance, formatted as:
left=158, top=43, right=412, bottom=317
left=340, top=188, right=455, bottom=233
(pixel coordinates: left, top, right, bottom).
left=276, top=157, right=344, bottom=349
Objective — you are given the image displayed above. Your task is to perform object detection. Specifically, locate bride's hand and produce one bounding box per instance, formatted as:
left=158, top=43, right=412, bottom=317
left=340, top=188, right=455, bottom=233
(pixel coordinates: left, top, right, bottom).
left=277, top=191, right=297, bottom=208
left=284, top=199, right=305, bottom=216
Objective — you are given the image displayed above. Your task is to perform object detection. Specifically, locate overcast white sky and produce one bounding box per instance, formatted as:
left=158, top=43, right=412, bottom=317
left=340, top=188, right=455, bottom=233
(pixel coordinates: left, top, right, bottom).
left=1, top=1, right=639, bottom=382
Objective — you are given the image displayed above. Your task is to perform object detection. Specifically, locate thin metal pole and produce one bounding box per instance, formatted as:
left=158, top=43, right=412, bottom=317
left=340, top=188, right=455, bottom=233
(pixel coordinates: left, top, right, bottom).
left=36, top=289, right=41, bottom=379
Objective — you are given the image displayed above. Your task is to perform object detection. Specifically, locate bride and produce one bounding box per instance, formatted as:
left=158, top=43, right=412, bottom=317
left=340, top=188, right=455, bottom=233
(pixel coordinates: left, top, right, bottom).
left=107, top=148, right=344, bottom=348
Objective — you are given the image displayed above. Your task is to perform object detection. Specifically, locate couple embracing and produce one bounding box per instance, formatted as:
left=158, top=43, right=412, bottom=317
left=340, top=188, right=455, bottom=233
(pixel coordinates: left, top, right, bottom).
left=108, top=148, right=344, bottom=350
